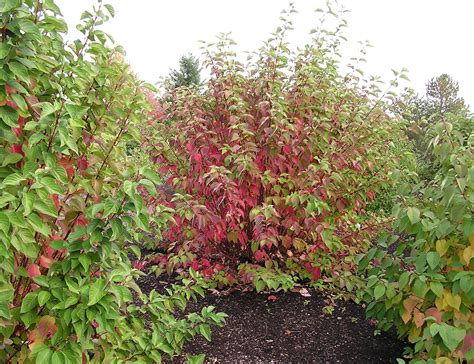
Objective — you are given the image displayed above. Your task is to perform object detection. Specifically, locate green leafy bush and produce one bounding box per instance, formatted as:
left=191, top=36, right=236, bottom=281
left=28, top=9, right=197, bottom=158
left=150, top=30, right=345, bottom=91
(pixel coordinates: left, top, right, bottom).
left=357, top=116, right=474, bottom=363
left=0, top=1, right=223, bottom=362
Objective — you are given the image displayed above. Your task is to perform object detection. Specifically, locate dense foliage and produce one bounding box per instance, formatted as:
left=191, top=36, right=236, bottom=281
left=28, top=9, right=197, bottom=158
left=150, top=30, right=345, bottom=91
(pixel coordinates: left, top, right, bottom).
left=0, top=1, right=223, bottom=362
left=144, top=9, right=409, bottom=291
left=357, top=115, right=473, bottom=362
left=1, top=1, right=470, bottom=363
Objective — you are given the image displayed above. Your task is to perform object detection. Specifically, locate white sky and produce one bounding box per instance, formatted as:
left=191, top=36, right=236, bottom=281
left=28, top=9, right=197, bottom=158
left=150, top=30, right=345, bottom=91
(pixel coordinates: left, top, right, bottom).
left=57, top=0, right=473, bottom=108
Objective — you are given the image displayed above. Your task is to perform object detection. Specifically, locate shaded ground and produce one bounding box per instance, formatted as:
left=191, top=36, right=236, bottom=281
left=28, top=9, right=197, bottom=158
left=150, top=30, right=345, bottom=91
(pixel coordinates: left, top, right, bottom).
left=137, top=274, right=406, bottom=364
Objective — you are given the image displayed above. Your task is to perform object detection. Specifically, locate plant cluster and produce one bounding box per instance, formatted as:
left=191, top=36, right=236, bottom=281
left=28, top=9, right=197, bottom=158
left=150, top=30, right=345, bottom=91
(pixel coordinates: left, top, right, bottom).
left=357, top=116, right=473, bottom=362
left=144, top=7, right=408, bottom=287
left=0, top=1, right=223, bottom=362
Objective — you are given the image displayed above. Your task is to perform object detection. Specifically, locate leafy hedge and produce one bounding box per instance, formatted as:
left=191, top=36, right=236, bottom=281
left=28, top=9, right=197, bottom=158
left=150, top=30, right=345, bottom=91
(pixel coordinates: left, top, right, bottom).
left=357, top=114, right=474, bottom=363
left=0, top=1, right=223, bottom=362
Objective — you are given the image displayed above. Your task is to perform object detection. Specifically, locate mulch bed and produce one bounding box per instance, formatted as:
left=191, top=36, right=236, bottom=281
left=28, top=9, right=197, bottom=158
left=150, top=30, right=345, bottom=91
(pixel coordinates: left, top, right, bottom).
left=137, top=274, right=406, bottom=363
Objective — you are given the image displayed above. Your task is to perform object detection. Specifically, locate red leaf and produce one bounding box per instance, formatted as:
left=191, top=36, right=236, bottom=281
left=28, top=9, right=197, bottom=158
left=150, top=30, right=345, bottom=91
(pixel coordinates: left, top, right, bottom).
left=77, top=156, right=88, bottom=171
left=425, top=307, right=442, bottom=324
left=316, top=188, right=328, bottom=201
left=267, top=295, right=278, bottom=302
left=27, top=263, right=41, bottom=278
left=18, top=116, right=26, bottom=127
left=190, top=260, right=199, bottom=271
left=5, top=84, right=16, bottom=94
left=133, top=261, right=147, bottom=270
left=6, top=99, right=18, bottom=110
left=82, top=130, right=93, bottom=146
left=10, top=143, right=24, bottom=156
left=58, top=157, right=74, bottom=180
left=310, top=266, right=321, bottom=280
left=74, top=215, right=88, bottom=227
left=255, top=250, right=266, bottom=262
left=12, top=127, right=22, bottom=138
left=201, top=258, right=211, bottom=267
left=39, top=255, right=53, bottom=269
left=367, top=190, right=375, bottom=201
left=51, top=194, right=60, bottom=211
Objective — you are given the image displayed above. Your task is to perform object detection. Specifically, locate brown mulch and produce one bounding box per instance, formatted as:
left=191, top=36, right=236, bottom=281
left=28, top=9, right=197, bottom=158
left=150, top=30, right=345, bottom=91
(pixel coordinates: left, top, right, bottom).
left=136, top=274, right=406, bottom=364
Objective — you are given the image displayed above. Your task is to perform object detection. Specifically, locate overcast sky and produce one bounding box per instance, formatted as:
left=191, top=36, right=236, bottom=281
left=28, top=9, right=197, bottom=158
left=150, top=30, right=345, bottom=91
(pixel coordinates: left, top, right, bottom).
left=57, top=0, right=473, bottom=108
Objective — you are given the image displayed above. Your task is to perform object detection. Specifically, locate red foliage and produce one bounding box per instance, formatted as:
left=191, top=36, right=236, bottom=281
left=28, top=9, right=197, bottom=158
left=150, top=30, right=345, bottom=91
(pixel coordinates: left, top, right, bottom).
left=145, top=40, right=399, bottom=283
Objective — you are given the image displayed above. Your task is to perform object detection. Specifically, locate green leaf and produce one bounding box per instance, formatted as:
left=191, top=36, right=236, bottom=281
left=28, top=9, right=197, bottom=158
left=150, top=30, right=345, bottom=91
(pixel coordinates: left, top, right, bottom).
left=11, top=93, right=28, bottom=111
left=141, top=168, right=162, bottom=185
left=398, top=271, right=410, bottom=289
left=0, top=43, right=12, bottom=59
left=0, top=302, right=11, bottom=319
left=0, top=211, right=11, bottom=234
left=2, top=172, right=26, bottom=186
left=79, top=254, right=91, bottom=272
left=34, top=198, right=58, bottom=218
left=7, top=211, right=28, bottom=228
left=407, top=207, right=420, bottom=224
left=8, top=61, right=29, bottom=83
left=36, top=347, right=53, bottom=364
left=38, top=291, right=51, bottom=306
left=374, top=284, right=386, bottom=300
left=426, top=251, right=441, bottom=270
left=65, top=103, right=89, bottom=120
left=44, top=0, right=62, bottom=14
left=187, top=353, right=206, bottom=364
left=129, top=245, right=141, bottom=259
left=49, top=239, right=66, bottom=250
left=156, top=342, right=174, bottom=356
left=51, top=351, right=66, bottom=364
left=20, top=292, right=37, bottom=313
left=139, top=178, right=157, bottom=196
left=142, top=82, right=158, bottom=92
left=18, top=19, right=41, bottom=40
left=0, top=105, right=18, bottom=127
left=0, top=193, right=16, bottom=208
left=40, top=176, right=63, bottom=195
left=255, top=279, right=265, bottom=292
left=27, top=212, right=52, bottom=236
left=23, top=191, right=34, bottom=215
left=104, top=3, right=115, bottom=17
left=434, top=323, right=466, bottom=352
left=88, top=278, right=106, bottom=306
left=430, top=281, right=443, bottom=298
left=58, top=126, right=78, bottom=154
left=199, top=324, right=211, bottom=341
left=110, top=218, right=123, bottom=239
left=1, top=0, right=20, bottom=12
left=134, top=213, right=150, bottom=232
left=1, top=152, right=23, bottom=167
left=413, top=279, right=428, bottom=297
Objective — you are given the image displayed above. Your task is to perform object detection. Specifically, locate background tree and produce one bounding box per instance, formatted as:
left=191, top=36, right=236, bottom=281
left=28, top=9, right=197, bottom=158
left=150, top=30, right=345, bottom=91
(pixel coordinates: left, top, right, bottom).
left=393, top=75, right=471, bottom=180
left=167, top=53, right=201, bottom=89
left=425, top=73, right=469, bottom=122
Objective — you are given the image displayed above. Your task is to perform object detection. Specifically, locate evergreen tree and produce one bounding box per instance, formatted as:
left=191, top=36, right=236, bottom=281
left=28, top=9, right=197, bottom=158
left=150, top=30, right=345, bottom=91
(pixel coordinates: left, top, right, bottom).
left=424, top=73, right=469, bottom=121
left=168, top=54, right=201, bottom=89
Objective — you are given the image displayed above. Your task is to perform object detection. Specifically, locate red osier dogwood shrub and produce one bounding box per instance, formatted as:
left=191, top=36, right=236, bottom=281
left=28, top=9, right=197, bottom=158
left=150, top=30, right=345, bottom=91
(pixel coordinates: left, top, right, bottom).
left=146, top=20, right=405, bottom=283
left=0, top=2, right=224, bottom=362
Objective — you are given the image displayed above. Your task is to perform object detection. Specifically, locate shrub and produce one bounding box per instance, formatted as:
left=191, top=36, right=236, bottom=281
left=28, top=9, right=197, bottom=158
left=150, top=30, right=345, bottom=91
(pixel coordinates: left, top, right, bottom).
left=0, top=1, right=223, bottom=362
left=357, top=115, right=474, bottom=362
left=145, top=7, right=408, bottom=286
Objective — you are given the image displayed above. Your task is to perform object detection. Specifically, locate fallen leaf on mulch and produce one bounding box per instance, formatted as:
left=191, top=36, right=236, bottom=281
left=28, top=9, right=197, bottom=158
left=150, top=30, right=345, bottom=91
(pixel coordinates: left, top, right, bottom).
left=298, top=288, right=311, bottom=297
